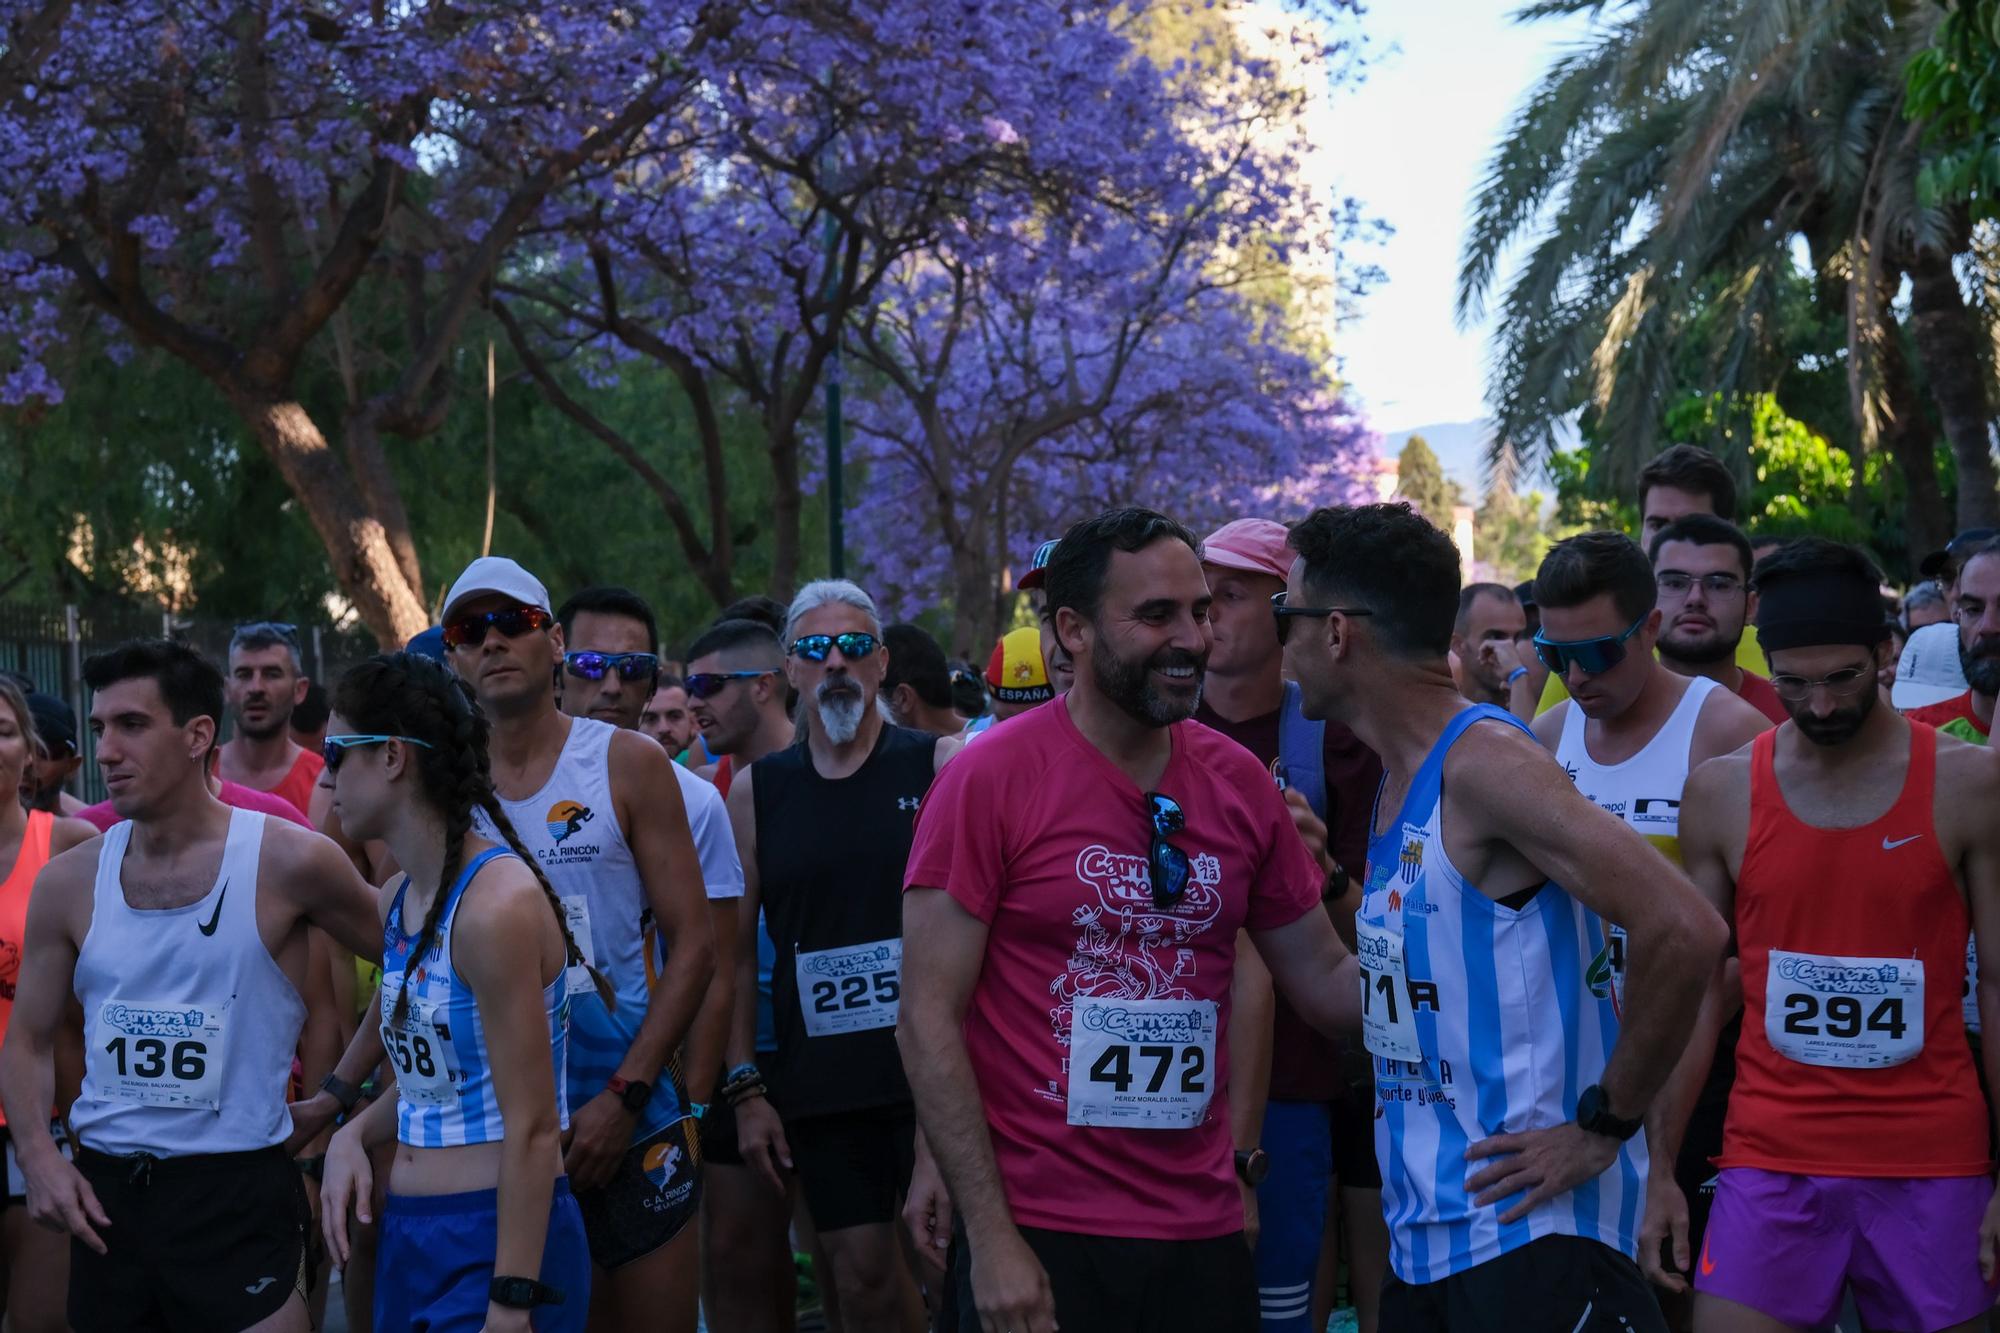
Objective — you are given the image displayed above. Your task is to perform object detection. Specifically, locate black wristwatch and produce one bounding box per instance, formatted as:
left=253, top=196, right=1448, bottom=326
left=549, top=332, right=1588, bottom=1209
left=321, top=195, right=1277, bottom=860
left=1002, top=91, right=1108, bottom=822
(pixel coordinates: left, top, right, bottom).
left=320, top=1073, right=363, bottom=1114
left=607, top=1076, right=653, bottom=1115
left=489, top=1276, right=564, bottom=1309
left=1234, top=1147, right=1270, bottom=1187
left=1575, top=1084, right=1643, bottom=1142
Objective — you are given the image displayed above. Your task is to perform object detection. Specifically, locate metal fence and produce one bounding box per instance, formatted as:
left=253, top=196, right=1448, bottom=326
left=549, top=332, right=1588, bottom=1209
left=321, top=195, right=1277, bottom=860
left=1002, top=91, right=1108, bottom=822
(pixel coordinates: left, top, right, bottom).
left=0, top=602, right=378, bottom=803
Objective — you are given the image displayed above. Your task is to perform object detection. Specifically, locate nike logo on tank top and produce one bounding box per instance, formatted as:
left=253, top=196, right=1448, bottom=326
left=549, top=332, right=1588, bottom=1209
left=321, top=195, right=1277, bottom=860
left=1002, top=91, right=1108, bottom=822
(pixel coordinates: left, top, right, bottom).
left=71, top=810, right=307, bottom=1157
left=1359, top=705, right=1646, bottom=1285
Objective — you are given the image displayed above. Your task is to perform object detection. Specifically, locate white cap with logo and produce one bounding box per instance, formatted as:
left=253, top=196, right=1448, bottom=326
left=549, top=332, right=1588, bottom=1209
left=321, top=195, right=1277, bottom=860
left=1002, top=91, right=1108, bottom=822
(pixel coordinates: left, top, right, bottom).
left=1891, top=620, right=1969, bottom=710
left=441, top=556, right=552, bottom=624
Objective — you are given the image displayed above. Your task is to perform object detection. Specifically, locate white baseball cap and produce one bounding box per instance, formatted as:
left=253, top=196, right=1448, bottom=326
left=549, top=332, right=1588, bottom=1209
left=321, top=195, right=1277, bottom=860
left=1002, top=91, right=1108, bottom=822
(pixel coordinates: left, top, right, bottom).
left=1892, top=620, right=1968, bottom=710
left=441, top=556, right=552, bottom=624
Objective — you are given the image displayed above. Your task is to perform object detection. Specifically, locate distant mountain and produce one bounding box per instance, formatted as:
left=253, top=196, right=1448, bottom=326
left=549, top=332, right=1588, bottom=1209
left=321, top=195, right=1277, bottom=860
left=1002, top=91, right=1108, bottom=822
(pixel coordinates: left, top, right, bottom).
left=1380, top=419, right=1575, bottom=497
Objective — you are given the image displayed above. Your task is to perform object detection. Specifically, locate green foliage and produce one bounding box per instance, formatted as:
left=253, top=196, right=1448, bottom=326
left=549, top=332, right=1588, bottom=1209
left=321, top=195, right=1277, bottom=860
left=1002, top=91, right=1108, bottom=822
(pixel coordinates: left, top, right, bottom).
left=1908, top=0, right=2000, bottom=219
left=1474, top=482, right=1563, bottom=586
left=1396, top=435, right=1464, bottom=530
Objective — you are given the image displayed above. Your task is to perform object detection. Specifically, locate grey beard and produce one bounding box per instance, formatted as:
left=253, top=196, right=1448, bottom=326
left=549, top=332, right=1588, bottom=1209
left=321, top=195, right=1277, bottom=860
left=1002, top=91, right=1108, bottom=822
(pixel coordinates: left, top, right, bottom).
left=817, top=686, right=867, bottom=744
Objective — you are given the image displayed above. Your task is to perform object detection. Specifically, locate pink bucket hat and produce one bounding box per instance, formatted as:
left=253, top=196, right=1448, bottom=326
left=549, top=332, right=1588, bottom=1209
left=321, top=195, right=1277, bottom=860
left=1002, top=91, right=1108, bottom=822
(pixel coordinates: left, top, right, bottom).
left=1201, top=518, right=1295, bottom=582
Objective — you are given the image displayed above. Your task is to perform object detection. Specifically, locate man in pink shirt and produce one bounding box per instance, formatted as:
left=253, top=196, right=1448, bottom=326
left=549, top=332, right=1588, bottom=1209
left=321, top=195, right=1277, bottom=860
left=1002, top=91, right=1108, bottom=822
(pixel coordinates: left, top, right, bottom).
left=899, top=507, right=1363, bottom=1333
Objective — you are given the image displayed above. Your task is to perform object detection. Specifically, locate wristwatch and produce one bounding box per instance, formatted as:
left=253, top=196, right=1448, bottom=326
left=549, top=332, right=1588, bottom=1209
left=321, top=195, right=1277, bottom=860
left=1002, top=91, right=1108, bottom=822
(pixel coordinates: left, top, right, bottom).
left=606, top=1076, right=653, bottom=1114
left=1234, top=1147, right=1270, bottom=1187
left=319, top=1073, right=363, bottom=1114
left=489, top=1276, right=564, bottom=1309
left=1575, top=1084, right=1643, bottom=1141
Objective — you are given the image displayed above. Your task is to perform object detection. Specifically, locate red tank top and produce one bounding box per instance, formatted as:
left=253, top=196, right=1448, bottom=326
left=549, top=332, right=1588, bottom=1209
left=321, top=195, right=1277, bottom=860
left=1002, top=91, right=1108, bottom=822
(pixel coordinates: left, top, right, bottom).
left=1720, top=725, right=1989, bottom=1176
left=0, top=811, right=54, bottom=1128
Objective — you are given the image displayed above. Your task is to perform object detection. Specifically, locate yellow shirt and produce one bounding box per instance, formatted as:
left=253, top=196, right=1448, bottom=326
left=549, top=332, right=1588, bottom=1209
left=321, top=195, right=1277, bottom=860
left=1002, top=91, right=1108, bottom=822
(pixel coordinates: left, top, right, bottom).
left=1536, top=624, right=1763, bottom=715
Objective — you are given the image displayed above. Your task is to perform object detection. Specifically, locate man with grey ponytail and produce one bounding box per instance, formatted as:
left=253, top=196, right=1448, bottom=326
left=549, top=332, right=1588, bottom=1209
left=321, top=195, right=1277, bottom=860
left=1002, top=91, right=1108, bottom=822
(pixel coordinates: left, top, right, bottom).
left=725, top=580, right=960, bottom=1332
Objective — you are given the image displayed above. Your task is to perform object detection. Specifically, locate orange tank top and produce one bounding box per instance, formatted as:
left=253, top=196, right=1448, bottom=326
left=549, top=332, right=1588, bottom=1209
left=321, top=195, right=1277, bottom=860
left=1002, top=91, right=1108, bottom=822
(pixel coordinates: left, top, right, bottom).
left=1720, top=725, right=1989, bottom=1177
left=0, top=811, right=55, bottom=1128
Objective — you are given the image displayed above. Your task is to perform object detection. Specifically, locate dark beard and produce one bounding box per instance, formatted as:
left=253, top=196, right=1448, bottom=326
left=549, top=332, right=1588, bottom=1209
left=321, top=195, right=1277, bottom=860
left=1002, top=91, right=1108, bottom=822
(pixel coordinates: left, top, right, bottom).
left=1788, top=682, right=1877, bottom=747
left=1090, top=636, right=1206, bottom=728
left=1961, top=635, right=2000, bottom=696
left=1658, top=624, right=1743, bottom=667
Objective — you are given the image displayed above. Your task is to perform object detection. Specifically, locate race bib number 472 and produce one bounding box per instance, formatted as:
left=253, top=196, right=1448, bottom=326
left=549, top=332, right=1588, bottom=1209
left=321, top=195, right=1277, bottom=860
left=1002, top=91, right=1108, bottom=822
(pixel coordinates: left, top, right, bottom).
left=92, top=999, right=225, bottom=1110
left=1765, top=949, right=1923, bottom=1070
left=1066, top=997, right=1218, bottom=1130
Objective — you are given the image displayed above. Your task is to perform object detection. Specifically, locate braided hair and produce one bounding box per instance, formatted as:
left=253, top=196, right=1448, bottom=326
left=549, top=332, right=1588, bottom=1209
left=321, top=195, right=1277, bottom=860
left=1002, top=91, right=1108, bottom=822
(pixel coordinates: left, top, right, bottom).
left=333, top=653, right=611, bottom=1020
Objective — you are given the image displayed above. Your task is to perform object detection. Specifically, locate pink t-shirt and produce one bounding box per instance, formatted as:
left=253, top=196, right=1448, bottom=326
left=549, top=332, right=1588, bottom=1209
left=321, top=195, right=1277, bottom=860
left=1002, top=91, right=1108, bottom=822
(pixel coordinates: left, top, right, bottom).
left=904, top=699, right=1321, bottom=1240
left=79, top=779, right=315, bottom=833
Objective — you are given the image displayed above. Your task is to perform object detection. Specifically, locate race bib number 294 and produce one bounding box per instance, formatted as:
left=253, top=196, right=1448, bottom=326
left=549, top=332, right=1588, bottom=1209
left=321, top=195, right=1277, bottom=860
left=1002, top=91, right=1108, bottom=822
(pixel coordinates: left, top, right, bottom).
left=1765, top=949, right=1923, bottom=1070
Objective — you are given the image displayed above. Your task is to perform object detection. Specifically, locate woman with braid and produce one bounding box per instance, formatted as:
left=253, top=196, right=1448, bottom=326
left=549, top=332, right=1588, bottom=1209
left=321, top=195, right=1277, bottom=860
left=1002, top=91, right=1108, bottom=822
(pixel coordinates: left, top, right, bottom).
left=319, top=654, right=599, bottom=1332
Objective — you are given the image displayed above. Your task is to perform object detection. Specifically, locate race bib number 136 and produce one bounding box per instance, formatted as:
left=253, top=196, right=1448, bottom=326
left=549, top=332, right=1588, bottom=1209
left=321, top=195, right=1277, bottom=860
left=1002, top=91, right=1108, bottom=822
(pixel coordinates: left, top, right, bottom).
left=93, top=999, right=225, bottom=1110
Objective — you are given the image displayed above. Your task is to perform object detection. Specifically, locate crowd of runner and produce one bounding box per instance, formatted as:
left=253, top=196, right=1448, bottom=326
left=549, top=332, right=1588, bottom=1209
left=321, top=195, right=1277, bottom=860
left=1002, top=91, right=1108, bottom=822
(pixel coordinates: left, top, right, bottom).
left=0, top=440, right=1994, bottom=1332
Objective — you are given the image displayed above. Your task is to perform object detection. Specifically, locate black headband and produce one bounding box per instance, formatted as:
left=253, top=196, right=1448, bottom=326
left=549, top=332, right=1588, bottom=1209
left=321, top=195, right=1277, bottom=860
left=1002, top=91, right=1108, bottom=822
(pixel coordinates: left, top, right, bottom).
left=1756, top=571, right=1889, bottom=652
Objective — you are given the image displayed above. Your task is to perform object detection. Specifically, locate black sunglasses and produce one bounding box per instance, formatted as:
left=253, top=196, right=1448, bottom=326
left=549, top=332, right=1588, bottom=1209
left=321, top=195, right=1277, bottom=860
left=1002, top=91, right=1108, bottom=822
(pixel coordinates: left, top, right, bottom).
left=564, top=651, right=660, bottom=683
left=1147, top=791, right=1192, bottom=911
left=1270, top=591, right=1375, bottom=645
left=790, top=632, right=880, bottom=664
left=442, top=606, right=553, bottom=650
left=684, top=669, right=780, bottom=700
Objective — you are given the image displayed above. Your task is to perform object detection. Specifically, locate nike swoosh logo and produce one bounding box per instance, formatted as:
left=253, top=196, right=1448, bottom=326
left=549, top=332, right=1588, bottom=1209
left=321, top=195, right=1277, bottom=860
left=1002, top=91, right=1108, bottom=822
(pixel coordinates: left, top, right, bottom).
left=1699, top=1233, right=1715, bottom=1276
left=197, top=881, right=227, bottom=937
left=1883, top=835, right=1923, bottom=851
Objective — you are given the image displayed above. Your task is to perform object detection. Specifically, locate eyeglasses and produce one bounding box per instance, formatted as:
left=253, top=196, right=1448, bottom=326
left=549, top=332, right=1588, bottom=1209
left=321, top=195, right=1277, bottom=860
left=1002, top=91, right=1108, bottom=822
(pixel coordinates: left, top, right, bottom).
left=1656, top=572, right=1745, bottom=598
left=322, top=733, right=435, bottom=773
left=563, top=651, right=659, bottom=683
left=789, top=632, right=880, bottom=663
left=441, top=606, right=552, bottom=650
left=1269, top=592, right=1375, bottom=646
left=1767, top=666, right=1875, bottom=703
left=1531, top=614, right=1648, bottom=677
left=684, top=669, right=781, bottom=700
left=1146, top=791, right=1192, bottom=911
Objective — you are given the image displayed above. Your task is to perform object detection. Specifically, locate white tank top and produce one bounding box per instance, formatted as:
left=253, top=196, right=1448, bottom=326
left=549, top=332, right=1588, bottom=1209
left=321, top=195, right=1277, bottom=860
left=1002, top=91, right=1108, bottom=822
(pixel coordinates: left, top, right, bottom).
left=71, top=810, right=307, bottom=1156
left=1554, top=674, right=1719, bottom=1000
left=472, top=717, right=683, bottom=1134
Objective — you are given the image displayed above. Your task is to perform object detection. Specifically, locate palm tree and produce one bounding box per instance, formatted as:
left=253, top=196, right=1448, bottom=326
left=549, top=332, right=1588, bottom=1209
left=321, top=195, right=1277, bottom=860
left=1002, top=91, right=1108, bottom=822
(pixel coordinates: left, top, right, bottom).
left=1460, top=0, right=1996, bottom=553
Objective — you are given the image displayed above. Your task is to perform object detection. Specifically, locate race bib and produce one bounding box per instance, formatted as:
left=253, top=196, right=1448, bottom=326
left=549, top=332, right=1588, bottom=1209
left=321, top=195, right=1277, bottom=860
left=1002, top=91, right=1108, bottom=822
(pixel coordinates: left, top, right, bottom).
left=1357, top=920, right=1423, bottom=1063
left=1066, top=996, right=1217, bottom=1129
left=795, top=939, right=901, bottom=1037
left=92, top=999, right=225, bottom=1109
left=1766, top=949, right=1924, bottom=1069
left=378, top=975, right=463, bottom=1109
left=1965, top=938, right=1981, bottom=1035
left=562, top=895, right=599, bottom=998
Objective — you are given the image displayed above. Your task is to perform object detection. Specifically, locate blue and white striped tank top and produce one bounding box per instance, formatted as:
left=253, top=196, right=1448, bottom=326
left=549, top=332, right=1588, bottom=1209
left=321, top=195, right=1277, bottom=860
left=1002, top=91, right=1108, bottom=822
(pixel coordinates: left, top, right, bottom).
left=381, top=847, right=570, bottom=1149
left=1358, top=705, right=1646, bottom=1284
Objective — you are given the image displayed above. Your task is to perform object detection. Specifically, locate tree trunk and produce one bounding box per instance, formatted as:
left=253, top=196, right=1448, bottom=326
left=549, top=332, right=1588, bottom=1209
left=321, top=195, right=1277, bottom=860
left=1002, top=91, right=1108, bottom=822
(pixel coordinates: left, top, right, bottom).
left=1878, top=322, right=1953, bottom=563
left=769, top=434, right=803, bottom=599
left=947, top=508, right=995, bottom=659
left=227, top=391, right=431, bottom=646
left=1906, top=249, right=2000, bottom=531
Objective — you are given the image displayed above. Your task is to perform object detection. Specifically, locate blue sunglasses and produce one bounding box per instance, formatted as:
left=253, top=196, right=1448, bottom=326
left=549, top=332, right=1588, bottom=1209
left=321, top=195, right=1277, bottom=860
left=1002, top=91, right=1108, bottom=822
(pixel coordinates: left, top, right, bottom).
left=322, top=733, right=434, bottom=773
left=1532, top=614, right=1648, bottom=677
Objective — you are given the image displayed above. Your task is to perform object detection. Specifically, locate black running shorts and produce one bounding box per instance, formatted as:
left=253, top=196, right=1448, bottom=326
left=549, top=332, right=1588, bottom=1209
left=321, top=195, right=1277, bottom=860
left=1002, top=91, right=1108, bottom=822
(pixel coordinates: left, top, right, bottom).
left=954, top=1224, right=1258, bottom=1332
left=1380, top=1234, right=1667, bottom=1333
left=68, top=1144, right=308, bottom=1333
left=787, top=1103, right=915, bottom=1233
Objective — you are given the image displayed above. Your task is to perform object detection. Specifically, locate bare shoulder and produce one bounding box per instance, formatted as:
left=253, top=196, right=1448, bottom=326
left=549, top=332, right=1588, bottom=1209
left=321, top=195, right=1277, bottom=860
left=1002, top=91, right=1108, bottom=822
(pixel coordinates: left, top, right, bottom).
left=259, top=816, right=351, bottom=878
left=38, top=833, right=102, bottom=889
left=1528, top=699, right=1568, bottom=752
left=1685, top=746, right=1753, bottom=808
left=32, top=834, right=101, bottom=938
left=934, top=734, right=964, bottom=770
left=1934, top=727, right=2000, bottom=795
left=50, top=816, right=101, bottom=854
left=453, top=854, right=552, bottom=947
left=1693, top=683, right=1771, bottom=762
left=1448, top=711, right=1563, bottom=778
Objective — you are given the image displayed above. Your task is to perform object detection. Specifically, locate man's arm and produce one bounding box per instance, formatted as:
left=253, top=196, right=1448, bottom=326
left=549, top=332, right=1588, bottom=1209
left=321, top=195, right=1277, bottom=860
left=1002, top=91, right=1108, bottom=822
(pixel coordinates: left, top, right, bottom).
left=1528, top=697, right=1566, bottom=752
left=897, top=887, right=1054, bottom=1332
left=1249, top=906, right=1361, bottom=1039
left=0, top=852, right=109, bottom=1251
left=1689, top=688, right=1773, bottom=764
left=681, top=774, right=742, bottom=1107
left=610, top=731, right=715, bottom=1083
left=719, top=766, right=792, bottom=1191
left=1226, top=933, right=1272, bottom=1245
left=1456, top=725, right=1728, bottom=1117
left=274, top=825, right=386, bottom=963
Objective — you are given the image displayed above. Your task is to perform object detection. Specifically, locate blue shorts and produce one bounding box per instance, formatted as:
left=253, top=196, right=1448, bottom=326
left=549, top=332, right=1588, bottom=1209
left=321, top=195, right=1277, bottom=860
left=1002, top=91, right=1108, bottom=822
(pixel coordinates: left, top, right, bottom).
left=377, top=1178, right=591, bottom=1332
left=1253, top=1100, right=1334, bottom=1331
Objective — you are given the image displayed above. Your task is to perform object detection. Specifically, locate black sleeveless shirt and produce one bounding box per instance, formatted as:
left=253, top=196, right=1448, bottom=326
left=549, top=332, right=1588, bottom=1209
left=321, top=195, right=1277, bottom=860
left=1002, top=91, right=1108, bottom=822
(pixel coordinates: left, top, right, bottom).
left=752, top=723, right=939, bottom=1119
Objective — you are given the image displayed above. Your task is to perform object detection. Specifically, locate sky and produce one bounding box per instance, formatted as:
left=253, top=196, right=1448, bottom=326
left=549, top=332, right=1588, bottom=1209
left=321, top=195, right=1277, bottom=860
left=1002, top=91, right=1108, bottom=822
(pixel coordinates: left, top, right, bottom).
left=1326, top=0, right=1593, bottom=435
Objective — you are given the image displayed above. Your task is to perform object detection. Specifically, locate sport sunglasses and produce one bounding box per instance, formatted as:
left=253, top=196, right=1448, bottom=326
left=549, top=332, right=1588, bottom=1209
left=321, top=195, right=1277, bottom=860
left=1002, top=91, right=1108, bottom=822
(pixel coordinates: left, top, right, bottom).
left=563, top=651, right=660, bottom=683
left=684, top=669, right=781, bottom=700
left=322, top=733, right=434, bottom=773
left=1270, top=591, right=1374, bottom=645
left=1146, top=792, right=1192, bottom=911
left=789, top=632, right=880, bottom=663
left=1531, top=614, right=1648, bottom=677
left=441, top=606, right=553, bottom=650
